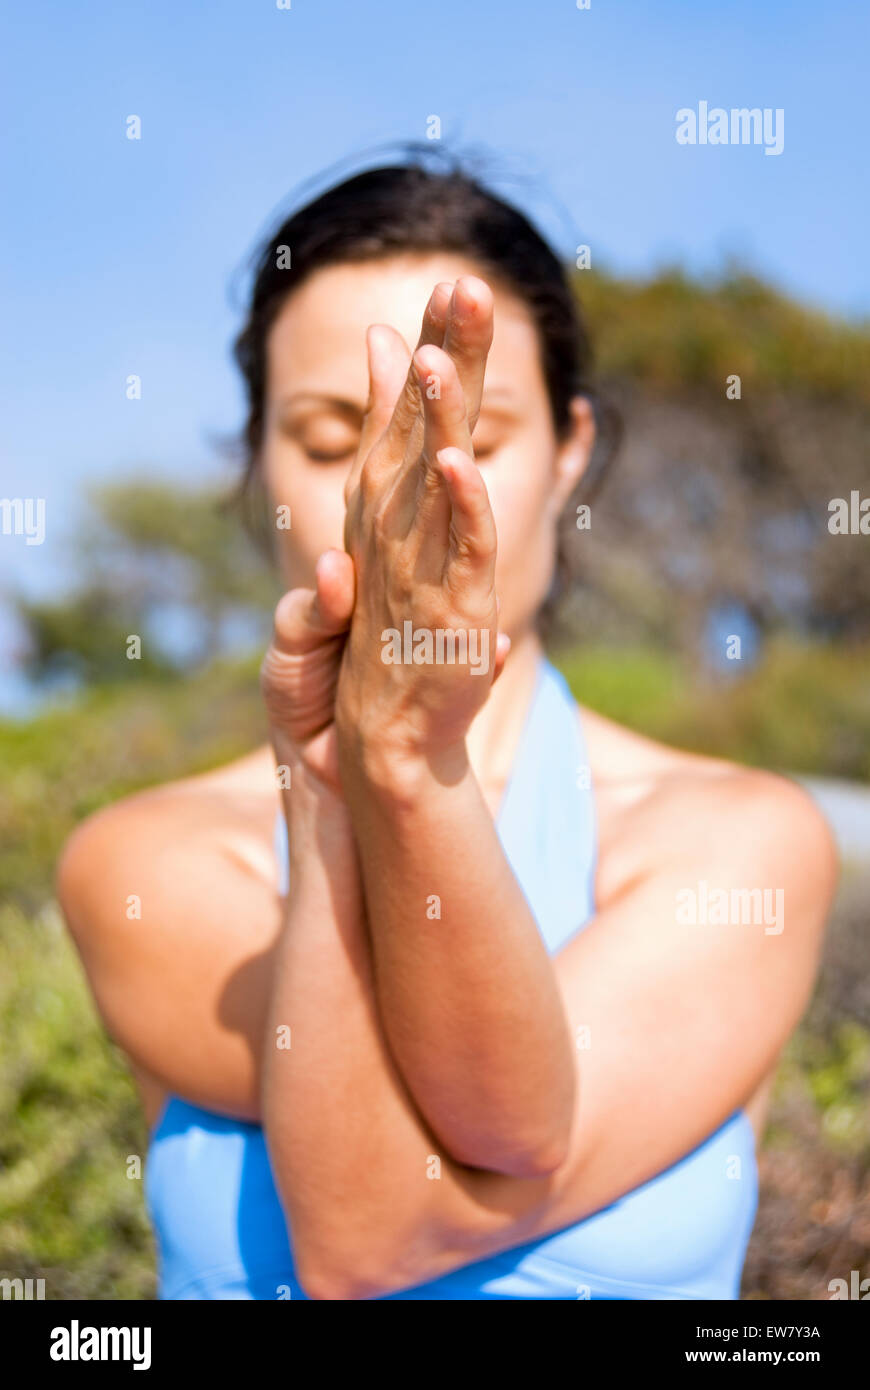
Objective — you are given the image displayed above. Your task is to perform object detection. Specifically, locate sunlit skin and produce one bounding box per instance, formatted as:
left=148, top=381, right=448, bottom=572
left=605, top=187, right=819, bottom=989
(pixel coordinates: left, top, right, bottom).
left=58, top=253, right=838, bottom=1300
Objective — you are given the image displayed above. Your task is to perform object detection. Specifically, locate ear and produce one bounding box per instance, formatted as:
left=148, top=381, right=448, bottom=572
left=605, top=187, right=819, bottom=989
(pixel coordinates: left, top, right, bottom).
left=551, top=396, right=596, bottom=514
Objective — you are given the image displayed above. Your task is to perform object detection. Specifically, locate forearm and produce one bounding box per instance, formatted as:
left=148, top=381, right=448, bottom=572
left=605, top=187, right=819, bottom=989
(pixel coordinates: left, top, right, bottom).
left=260, top=771, right=458, bottom=1297
left=336, top=733, right=576, bottom=1176
left=259, top=769, right=592, bottom=1299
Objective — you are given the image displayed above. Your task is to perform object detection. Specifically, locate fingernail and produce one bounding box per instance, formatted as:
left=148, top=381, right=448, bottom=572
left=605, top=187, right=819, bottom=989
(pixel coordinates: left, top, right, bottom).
left=453, top=278, right=478, bottom=319
left=435, top=447, right=461, bottom=477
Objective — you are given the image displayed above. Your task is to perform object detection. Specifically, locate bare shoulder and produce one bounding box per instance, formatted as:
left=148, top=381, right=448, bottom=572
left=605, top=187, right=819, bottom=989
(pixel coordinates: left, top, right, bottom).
left=580, top=703, right=839, bottom=923
left=56, top=745, right=281, bottom=929
left=56, top=745, right=284, bottom=1124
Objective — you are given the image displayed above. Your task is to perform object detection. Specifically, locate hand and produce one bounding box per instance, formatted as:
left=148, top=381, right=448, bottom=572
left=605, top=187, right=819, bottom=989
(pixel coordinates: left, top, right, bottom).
left=260, top=548, right=355, bottom=793
left=336, top=277, right=510, bottom=777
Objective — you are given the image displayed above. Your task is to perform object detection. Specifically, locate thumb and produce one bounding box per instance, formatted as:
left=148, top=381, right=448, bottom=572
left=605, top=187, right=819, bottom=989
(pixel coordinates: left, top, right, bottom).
left=272, top=550, right=355, bottom=655
left=490, top=631, right=511, bottom=686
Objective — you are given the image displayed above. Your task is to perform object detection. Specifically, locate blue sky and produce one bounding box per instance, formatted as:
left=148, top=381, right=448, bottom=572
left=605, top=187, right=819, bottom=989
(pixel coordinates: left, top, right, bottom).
left=0, top=0, right=866, bottom=705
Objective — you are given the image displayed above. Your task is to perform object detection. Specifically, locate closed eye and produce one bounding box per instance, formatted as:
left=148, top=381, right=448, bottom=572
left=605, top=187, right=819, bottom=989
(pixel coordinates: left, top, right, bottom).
left=305, top=445, right=357, bottom=463
left=471, top=439, right=501, bottom=463
left=275, top=396, right=363, bottom=462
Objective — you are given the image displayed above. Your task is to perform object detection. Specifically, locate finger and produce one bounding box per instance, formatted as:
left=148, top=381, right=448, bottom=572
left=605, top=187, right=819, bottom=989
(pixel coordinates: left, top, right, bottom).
left=434, top=445, right=497, bottom=583
left=381, top=342, right=473, bottom=544
left=419, top=280, right=454, bottom=349
left=313, top=547, right=356, bottom=628
left=261, top=551, right=354, bottom=740
left=347, top=276, right=453, bottom=505
left=441, top=276, right=494, bottom=432
left=383, top=281, right=455, bottom=454
left=361, top=325, right=412, bottom=449
left=346, top=325, right=411, bottom=504
left=271, top=549, right=355, bottom=656
left=415, top=344, right=474, bottom=462
left=391, top=345, right=473, bottom=545
left=491, top=631, right=512, bottom=685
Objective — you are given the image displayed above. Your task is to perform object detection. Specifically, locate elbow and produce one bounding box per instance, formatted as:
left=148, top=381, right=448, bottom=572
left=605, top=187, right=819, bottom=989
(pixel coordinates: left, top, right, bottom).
left=291, top=1225, right=411, bottom=1302
left=294, top=1249, right=404, bottom=1302
left=446, top=1064, right=577, bottom=1178
left=493, top=1133, right=571, bottom=1179
left=292, top=1216, right=450, bottom=1300
left=520, top=1140, right=572, bottom=1179
left=296, top=1265, right=374, bottom=1302
left=269, top=1160, right=420, bottom=1300
left=451, top=1126, right=572, bottom=1179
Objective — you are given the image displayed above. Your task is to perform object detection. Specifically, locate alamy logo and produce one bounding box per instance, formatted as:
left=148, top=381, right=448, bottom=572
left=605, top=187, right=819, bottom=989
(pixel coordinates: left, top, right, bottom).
left=828, top=1270, right=870, bottom=1299
left=0, top=497, right=45, bottom=545
left=828, top=491, right=870, bottom=535
left=381, top=621, right=490, bottom=676
left=676, top=880, right=784, bottom=935
left=0, top=1276, right=45, bottom=1299
left=675, top=102, right=784, bottom=156
left=50, top=1320, right=151, bottom=1371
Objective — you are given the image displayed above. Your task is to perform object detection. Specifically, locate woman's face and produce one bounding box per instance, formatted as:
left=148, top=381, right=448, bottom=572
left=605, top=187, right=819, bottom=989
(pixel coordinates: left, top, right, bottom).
left=259, top=253, right=593, bottom=640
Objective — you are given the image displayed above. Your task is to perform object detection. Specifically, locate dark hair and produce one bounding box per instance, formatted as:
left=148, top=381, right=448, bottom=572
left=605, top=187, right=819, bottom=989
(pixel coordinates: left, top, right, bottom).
left=233, top=150, right=620, bottom=628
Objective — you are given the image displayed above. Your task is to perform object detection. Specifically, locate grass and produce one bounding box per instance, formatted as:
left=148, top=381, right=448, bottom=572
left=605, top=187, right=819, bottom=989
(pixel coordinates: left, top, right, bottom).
left=0, top=901, right=154, bottom=1299
left=557, top=638, right=870, bottom=780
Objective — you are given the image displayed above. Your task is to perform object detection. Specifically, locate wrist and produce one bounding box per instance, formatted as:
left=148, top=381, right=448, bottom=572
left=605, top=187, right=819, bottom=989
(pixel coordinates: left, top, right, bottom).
left=336, top=712, right=470, bottom=810
left=283, top=777, right=356, bottom=879
left=269, top=719, right=345, bottom=800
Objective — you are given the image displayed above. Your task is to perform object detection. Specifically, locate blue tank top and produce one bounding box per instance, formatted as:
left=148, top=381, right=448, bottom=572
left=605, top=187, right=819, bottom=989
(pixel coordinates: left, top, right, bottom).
left=145, top=659, right=758, bottom=1299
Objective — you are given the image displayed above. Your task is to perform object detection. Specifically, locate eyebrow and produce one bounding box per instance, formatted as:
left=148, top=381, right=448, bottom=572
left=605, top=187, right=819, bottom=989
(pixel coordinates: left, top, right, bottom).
left=277, top=393, right=364, bottom=414
left=278, top=386, right=519, bottom=411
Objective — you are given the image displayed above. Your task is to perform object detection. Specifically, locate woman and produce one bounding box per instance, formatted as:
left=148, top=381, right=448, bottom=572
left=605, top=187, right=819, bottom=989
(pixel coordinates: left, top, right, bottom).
left=58, top=160, right=837, bottom=1300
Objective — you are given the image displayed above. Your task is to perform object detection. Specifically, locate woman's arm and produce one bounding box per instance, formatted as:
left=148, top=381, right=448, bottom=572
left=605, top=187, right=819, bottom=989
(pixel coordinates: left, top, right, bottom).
left=262, top=755, right=836, bottom=1300
left=55, top=545, right=359, bottom=1122
left=338, top=733, right=576, bottom=1176
left=334, top=291, right=578, bottom=1173
left=57, top=774, right=283, bottom=1121
left=260, top=767, right=451, bottom=1298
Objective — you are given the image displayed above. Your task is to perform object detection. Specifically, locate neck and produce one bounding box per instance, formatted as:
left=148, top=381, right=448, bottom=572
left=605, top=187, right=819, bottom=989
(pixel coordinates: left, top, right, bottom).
left=465, top=626, right=543, bottom=803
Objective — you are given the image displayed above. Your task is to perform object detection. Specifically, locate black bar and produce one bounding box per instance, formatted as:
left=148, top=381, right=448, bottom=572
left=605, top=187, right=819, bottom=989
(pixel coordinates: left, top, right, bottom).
left=4, top=1297, right=864, bottom=1376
